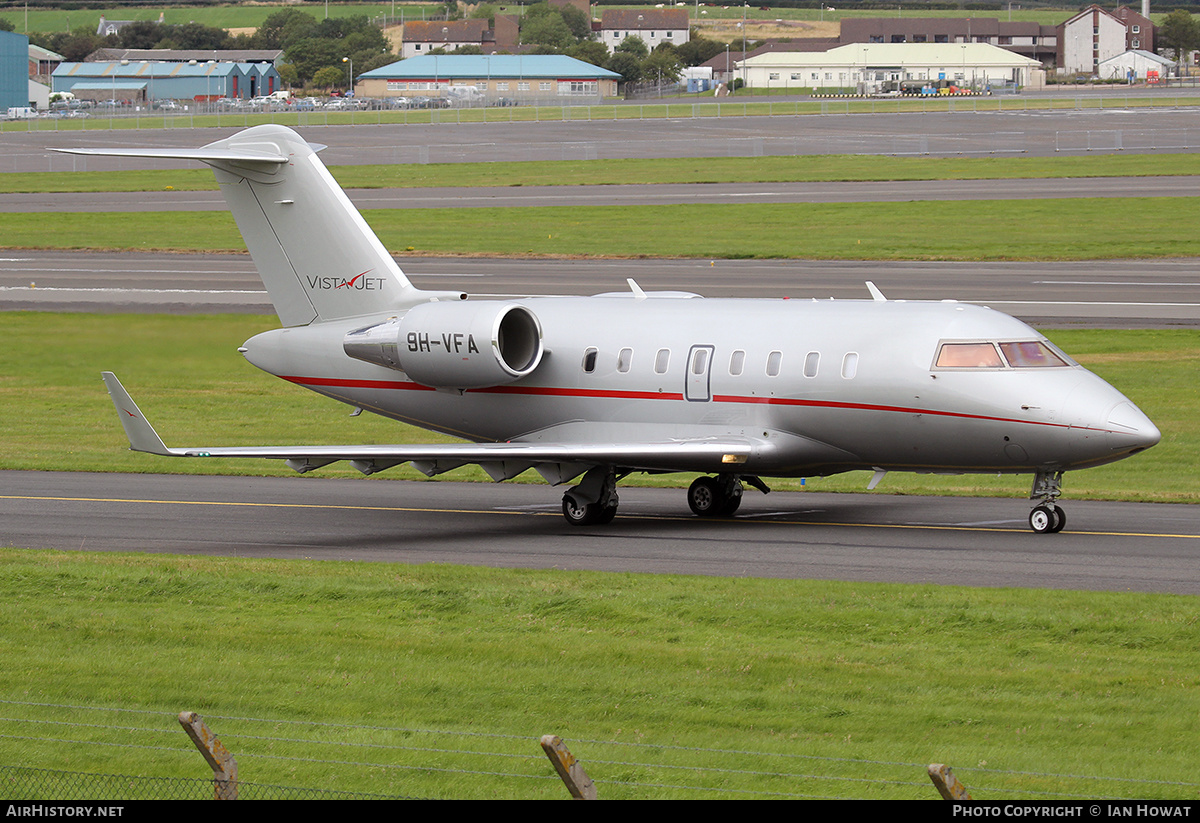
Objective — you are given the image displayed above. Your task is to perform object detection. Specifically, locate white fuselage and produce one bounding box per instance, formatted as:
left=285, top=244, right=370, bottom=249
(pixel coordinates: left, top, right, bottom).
left=241, top=295, right=1158, bottom=480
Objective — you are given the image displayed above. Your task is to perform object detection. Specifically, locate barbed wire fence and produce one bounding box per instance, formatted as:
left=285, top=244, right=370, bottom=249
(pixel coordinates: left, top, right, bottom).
left=2, top=699, right=1197, bottom=800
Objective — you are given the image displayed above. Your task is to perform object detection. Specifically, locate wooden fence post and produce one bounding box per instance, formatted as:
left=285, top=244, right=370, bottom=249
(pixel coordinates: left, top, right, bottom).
left=540, top=734, right=597, bottom=800
left=928, top=763, right=971, bottom=800
left=178, top=711, right=239, bottom=800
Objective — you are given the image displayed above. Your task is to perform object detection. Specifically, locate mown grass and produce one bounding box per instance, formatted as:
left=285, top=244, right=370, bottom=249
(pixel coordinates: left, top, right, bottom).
left=5, top=198, right=1200, bottom=261
left=0, top=313, right=1192, bottom=503
left=8, top=152, right=1200, bottom=194
left=1, top=549, right=1198, bottom=799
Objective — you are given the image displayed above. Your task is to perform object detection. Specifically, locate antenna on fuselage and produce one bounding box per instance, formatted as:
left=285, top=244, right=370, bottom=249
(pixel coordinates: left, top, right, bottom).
left=865, top=281, right=887, bottom=302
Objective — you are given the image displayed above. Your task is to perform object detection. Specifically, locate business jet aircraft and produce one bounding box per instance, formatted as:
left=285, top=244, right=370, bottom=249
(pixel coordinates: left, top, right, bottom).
left=60, top=125, right=1160, bottom=534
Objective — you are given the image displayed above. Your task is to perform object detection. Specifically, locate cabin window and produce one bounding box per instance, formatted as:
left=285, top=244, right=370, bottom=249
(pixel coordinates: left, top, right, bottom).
left=729, top=350, right=745, bottom=376
left=691, top=347, right=709, bottom=375
left=582, top=348, right=598, bottom=373
left=654, top=348, right=670, bottom=374
left=999, top=341, right=1070, bottom=368
left=935, top=342, right=1004, bottom=369
left=803, top=351, right=819, bottom=378
left=935, top=340, right=1072, bottom=370
left=766, top=350, right=782, bottom=377
left=841, top=352, right=859, bottom=379
left=617, top=347, right=633, bottom=373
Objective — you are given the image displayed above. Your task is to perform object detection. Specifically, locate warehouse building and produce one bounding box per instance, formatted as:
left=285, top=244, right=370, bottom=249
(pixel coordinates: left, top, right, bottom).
left=52, top=60, right=283, bottom=103
left=1, top=29, right=30, bottom=109
left=739, top=42, right=1044, bottom=92
left=357, top=55, right=620, bottom=102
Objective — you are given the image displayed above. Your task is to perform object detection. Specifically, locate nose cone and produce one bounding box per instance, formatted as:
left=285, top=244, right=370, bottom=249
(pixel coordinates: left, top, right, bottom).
left=1105, top=400, right=1161, bottom=455
left=1064, top=373, right=1160, bottom=469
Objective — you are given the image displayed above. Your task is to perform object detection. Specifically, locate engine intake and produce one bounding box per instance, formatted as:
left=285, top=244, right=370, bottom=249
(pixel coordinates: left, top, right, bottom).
left=344, top=302, right=543, bottom=389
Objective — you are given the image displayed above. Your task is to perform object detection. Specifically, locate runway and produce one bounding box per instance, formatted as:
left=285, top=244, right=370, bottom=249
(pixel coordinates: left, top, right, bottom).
left=3, top=249, right=1199, bottom=327
left=9, top=106, right=1200, bottom=172
left=4, top=471, right=1198, bottom=594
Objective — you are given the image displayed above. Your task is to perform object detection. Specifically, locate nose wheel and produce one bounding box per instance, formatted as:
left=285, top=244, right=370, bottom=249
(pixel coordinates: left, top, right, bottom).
left=1029, top=504, right=1066, bottom=534
left=1029, top=471, right=1066, bottom=534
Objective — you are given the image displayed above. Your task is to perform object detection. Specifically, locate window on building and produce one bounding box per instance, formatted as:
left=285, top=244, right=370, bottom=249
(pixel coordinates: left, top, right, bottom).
left=539, top=81, right=551, bottom=91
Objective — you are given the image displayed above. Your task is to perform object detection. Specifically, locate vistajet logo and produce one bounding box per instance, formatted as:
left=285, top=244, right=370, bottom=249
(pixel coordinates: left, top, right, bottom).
left=306, top=270, right=387, bottom=291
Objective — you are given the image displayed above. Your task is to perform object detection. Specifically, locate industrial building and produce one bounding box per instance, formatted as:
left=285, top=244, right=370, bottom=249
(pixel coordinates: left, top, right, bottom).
left=739, top=42, right=1044, bottom=92
left=52, top=60, right=283, bottom=103
left=1, top=29, right=30, bottom=110
left=356, top=55, right=620, bottom=102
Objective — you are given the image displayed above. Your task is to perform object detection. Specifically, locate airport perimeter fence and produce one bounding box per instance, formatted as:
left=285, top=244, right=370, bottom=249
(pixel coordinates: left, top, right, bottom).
left=2, top=699, right=1197, bottom=800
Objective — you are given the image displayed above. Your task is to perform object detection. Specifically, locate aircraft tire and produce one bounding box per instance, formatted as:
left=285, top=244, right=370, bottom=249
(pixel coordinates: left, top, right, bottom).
left=1049, top=505, right=1066, bottom=533
left=562, top=494, right=617, bottom=526
left=1029, top=504, right=1060, bottom=534
left=688, top=476, right=723, bottom=517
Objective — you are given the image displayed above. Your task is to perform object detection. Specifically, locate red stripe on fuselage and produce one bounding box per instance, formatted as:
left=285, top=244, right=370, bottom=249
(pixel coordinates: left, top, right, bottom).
left=278, top=376, right=1097, bottom=432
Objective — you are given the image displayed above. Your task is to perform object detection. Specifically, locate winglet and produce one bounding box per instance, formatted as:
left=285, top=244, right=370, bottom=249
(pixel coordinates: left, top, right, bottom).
left=865, top=281, right=887, bottom=302
left=101, top=372, right=178, bottom=456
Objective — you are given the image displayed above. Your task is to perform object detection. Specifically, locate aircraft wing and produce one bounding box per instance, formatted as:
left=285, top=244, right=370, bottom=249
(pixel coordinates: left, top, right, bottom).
left=102, top=372, right=760, bottom=483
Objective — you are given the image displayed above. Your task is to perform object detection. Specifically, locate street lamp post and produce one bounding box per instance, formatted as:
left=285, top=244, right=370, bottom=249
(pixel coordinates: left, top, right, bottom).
left=342, top=56, right=354, bottom=96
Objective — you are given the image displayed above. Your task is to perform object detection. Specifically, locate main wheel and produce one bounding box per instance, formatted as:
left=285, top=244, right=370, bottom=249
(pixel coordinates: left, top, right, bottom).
left=563, top=495, right=602, bottom=526
left=1029, top=505, right=1060, bottom=534
left=688, top=476, right=722, bottom=516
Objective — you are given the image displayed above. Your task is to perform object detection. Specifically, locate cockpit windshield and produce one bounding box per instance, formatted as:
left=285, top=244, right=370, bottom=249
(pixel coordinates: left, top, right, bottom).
left=935, top=340, right=1073, bottom=370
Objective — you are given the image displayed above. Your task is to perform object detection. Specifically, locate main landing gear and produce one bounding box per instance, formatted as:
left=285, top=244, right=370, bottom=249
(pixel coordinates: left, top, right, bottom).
left=687, top=475, right=744, bottom=517
left=560, top=469, right=769, bottom=525
left=561, top=466, right=619, bottom=526
left=1028, top=470, right=1066, bottom=534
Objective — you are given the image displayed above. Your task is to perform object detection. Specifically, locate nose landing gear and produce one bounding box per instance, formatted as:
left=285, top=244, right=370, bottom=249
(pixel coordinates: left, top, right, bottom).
left=1029, top=471, right=1066, bottom=534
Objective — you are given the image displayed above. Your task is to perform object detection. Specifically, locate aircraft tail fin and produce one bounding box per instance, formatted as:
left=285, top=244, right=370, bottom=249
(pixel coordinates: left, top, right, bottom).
left=59, top=125, right=422, bottom=327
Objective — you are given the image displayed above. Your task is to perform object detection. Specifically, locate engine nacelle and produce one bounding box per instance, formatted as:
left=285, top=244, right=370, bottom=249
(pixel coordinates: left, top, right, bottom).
left=343, top=301, right=543, bottom=389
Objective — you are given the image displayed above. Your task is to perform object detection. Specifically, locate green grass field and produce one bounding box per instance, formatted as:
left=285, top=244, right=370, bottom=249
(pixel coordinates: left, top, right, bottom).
left=2, top=549, right=1198, bottom=799
left=5, top=198, right=1200, bottom=261
left=6, top=152, right=1200, bottom=194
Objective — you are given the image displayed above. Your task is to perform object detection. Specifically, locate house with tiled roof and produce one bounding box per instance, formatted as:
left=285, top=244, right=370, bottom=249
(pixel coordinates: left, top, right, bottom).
left=401, top=19, right=490, bottom=59
left=598, top=9, right=690, bottom=53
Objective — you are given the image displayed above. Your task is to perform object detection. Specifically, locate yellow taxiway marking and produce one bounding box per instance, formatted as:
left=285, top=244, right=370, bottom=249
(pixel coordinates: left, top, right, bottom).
left=3, top=494, right=1198, bottom=540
